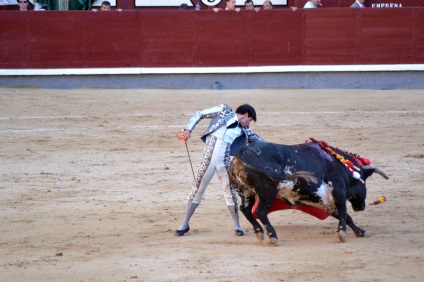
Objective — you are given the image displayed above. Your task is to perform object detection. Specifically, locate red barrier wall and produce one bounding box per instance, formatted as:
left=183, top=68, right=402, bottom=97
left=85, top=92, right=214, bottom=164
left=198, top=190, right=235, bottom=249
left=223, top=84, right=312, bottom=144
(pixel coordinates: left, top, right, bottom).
left=1, top=0, right=423, bottom=10
left=1, top=8, right=423, bottom=69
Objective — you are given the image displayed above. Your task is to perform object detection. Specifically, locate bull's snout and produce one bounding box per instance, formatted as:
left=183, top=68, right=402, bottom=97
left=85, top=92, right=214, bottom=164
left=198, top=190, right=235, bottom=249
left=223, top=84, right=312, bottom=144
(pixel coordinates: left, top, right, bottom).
left=352, top=203, right=365, bottom=212
left=349, top=195, right=366, bottom=211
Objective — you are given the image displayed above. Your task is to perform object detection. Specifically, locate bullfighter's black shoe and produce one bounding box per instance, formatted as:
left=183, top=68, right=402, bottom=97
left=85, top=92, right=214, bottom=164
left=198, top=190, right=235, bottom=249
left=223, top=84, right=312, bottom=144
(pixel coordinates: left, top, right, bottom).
left=175, top=226, right=190, bottom=236
left=235, top=229, right=244, bottom=236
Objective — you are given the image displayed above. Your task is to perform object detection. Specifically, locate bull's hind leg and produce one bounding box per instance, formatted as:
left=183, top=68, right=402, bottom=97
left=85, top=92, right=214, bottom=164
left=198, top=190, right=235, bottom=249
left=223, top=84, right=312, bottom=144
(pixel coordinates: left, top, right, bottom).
left=255, top=200, right=279, bottom=246
left=239, top=196, right=264, bottom=241
left=346, top=214, right=369, bottom=237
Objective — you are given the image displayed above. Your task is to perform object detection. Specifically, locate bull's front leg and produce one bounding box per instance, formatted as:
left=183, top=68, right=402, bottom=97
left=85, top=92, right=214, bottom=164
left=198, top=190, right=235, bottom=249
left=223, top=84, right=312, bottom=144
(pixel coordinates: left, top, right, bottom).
left=255, top=199, right=279, bottom=246
left=346, top=214, right=369, bottom=237
left=239, top=195, right=264, bottom=240
left=336, top=218, right=347, bottom=242
left=332, top=182, right=348, bottom=242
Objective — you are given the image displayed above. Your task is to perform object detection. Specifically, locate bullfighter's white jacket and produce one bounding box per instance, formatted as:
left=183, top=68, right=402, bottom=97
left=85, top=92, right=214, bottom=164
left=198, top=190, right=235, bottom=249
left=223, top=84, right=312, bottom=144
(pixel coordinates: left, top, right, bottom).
left=184, top=104, right=265, bottom=155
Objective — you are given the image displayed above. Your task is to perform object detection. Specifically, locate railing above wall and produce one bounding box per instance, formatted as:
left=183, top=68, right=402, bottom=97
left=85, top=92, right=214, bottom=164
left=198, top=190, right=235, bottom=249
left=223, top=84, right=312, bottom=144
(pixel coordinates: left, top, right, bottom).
left=1, top=8, right=423, bottom=69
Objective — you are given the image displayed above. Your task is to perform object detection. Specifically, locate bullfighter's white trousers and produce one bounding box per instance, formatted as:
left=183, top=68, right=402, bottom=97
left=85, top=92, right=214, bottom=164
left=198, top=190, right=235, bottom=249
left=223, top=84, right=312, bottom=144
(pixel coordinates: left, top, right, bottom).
left=188, top=134, right=239, bottom=206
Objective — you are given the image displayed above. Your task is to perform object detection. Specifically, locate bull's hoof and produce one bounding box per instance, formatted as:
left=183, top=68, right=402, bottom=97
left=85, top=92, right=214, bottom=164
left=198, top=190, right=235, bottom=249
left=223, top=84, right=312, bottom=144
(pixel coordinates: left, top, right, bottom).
left=267, top=237, right=280, bottom=246
left=355, top=231, right=370, bottom=238
left=255, top=232, right=265, bottom=241
left=336, top=230, right=347, bottom=242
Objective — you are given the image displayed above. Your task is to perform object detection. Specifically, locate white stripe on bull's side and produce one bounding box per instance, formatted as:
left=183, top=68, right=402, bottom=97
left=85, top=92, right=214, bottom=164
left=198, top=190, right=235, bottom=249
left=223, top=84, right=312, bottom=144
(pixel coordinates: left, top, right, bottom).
left=276, top=180, right=336, bottom=214
left=315, top=181, right=336, bottom=211
left=276, top=180, right=299, bottom=205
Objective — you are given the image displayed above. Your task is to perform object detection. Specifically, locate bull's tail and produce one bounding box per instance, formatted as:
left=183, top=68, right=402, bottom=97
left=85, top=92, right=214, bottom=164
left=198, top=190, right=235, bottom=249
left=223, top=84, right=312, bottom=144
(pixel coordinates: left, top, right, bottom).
left=285, top=171, right=318, bottom=185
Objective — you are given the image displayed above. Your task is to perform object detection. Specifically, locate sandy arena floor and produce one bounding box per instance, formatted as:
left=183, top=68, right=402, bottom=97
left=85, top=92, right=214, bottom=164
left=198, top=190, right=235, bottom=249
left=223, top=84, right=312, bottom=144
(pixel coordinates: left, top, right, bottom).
left=0, top=87, right=423, bottom=281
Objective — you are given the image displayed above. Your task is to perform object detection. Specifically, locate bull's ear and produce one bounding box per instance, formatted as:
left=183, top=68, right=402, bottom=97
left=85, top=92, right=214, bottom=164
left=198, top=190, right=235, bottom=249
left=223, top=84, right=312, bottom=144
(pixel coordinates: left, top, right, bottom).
left=362, top=165, right=389, bottom=180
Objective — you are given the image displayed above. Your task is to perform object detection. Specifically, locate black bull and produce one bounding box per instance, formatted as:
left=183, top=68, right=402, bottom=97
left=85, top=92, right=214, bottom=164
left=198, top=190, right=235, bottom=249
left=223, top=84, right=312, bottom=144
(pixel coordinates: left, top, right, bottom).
left=229, top=141, right=389, bottom=245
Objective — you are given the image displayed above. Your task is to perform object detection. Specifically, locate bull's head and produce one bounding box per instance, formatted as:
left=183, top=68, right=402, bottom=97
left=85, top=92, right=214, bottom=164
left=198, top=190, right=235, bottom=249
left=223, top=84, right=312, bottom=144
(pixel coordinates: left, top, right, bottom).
left=349, top=193, right=367, bottom=212
left=349, top=165, right=389, bottom=211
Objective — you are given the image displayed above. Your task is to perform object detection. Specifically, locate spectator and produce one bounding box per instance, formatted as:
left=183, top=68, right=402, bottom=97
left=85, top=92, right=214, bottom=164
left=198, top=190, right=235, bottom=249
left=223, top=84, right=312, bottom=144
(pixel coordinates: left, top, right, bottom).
left=179, top=3, right=189, bottom=10
left=245, top=0, right=254, bottom=9
left=17, top=0, right=28, bottom=11
left=92, top=1, right=122, bottom=11
left=245, top=0, right=260, bottom=11
left=262, top=0, right=272, bottom=9
left=225, top=0, right=238, bottom=10
left=214, top=0, right=241, bottom=12
left=100, top=1, right=110, bottom=10
left=350, top=0, right=365, bottom=8
left=303, top=0, right=321, bottom=8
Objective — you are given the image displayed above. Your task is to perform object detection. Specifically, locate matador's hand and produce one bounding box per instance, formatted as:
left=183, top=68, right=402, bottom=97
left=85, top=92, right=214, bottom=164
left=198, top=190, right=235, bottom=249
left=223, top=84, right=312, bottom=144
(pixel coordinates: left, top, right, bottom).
left=176, top=129, right=191, bottom=143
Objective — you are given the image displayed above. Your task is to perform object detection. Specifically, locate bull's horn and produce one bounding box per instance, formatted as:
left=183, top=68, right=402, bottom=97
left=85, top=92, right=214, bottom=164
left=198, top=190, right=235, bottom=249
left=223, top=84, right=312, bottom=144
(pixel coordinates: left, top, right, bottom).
left=362, top=165, right=389, bottom=180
